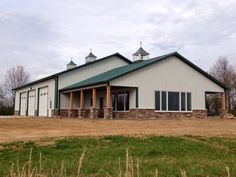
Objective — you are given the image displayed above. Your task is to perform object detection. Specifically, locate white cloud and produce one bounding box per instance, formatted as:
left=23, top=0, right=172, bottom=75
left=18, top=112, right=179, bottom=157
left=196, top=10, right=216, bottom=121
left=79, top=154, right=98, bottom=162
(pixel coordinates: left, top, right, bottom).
left=0, top=0, right=235, bottom=83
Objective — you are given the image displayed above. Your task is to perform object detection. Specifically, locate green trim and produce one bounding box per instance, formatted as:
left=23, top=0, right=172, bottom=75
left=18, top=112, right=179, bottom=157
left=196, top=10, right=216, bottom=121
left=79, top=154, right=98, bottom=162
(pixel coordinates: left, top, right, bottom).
left=26, top=91, right=29, bottom=116
left=19, top=92, right=22, bottom=115
left=136, top=87, right=139, bottom=108
left=58, top=91, right=61, bottom=111
left=37, top=88, right=40, bottom=116
left=54, top=76, right=58, bottom=109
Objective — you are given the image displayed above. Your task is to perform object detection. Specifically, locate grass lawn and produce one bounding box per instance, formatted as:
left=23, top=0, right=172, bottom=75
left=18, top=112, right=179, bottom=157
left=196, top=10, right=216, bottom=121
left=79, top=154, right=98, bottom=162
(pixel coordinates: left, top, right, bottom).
left=0, top=136, right=236, bottom=177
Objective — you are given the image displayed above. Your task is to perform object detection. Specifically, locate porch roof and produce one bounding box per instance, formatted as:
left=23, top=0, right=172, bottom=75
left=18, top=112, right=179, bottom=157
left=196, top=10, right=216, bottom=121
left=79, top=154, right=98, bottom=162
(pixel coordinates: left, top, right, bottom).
left=60, top=52, right=227, bottom=92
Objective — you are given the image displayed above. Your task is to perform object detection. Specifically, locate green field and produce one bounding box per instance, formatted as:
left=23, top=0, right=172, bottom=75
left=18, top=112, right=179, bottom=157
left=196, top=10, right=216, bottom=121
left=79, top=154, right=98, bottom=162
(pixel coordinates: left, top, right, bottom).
left=0, top=136, right=236, bottom=177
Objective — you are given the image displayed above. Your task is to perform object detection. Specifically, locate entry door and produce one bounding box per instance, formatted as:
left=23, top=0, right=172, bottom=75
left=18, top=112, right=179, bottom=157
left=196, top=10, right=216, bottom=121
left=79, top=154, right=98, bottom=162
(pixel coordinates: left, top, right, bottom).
left=38, top=87, right=48, bottom=116
left=20, top=92, right=27, bottom=116
left=99, top=97, right=104, bottom=118
left=28, top=90, right=35, bottom=116
left=99, top=97, right=104, bottom=109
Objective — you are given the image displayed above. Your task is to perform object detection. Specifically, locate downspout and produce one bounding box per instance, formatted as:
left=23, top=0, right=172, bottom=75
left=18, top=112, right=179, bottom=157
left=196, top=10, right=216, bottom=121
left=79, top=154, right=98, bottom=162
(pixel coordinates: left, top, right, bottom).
left=136, top=87, right=139, bottom=108
left=54, top=76, right=59, bottom=116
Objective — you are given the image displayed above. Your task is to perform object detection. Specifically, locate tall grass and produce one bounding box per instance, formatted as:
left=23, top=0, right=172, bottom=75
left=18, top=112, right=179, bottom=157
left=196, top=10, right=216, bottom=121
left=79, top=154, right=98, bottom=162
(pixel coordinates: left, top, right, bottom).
left=8, top=147, right=231, bottom=177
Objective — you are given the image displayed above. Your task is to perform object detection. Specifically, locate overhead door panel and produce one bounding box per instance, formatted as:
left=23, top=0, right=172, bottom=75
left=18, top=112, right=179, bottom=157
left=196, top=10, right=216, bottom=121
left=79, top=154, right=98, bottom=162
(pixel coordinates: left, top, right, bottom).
left=20, top=92, right=27, bottom=116
left=39, top=87, right=48, bottom=116
left=28, top=90, right=35, bottom=116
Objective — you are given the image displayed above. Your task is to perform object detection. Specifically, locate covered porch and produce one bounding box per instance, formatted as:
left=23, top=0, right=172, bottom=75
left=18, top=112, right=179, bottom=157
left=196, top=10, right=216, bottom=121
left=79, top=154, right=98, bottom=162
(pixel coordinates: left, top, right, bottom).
left=61, top=84, right=137, bottom=119
left=205, top=91, right=227, bottom=118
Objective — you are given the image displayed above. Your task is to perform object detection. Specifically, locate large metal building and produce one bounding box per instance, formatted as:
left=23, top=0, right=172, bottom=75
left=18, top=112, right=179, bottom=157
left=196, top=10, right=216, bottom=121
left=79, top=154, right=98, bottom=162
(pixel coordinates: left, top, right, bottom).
left=14, top=47, right=227, bottom=119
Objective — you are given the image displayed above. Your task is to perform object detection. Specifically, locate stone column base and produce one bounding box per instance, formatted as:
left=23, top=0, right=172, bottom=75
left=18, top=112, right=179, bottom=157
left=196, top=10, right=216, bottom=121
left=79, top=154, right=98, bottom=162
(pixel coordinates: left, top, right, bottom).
left=104, top=108, right=113, bottom=119
left=90, top=108, right=99, bottom=119
left=220, top=109, right=227, bottom=119
left=68, top=109, right=78, bottom=118
left=78, top=108, right=88, bottom=118
left=52, top=109, right=60, bottom=117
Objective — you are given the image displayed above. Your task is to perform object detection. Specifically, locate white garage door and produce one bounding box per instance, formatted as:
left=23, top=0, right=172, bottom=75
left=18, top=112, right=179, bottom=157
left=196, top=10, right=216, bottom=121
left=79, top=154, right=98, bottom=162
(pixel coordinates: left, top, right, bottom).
left=38, top=87, right=48, bottom=116
left=20, top=92, right=27, bottom=116
left=28, top=90, right=35, bottom=116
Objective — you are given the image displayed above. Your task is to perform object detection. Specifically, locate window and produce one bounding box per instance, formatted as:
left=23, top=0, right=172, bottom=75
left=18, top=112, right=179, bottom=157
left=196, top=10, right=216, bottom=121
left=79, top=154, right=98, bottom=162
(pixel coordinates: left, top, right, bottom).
left=112, top=94, right=116, bottom=109
left=112, top=92, right=129, bottom=111
left=187, top=93, right=191, bottom=111
left=155, top=91, right=192, bottom=112
left=155, top=91, right=160, bottom=110
left=117, top=93, right=125, bottom=111
left=181, top=92, right=186, bottom=111
left=161, top=91, right=167, bottom=110
left=168, top=92, right=179, bottom=111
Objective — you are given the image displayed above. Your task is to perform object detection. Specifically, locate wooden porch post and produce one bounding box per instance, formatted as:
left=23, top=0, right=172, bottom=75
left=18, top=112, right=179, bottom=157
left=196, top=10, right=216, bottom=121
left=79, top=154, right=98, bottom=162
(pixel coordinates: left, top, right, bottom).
left=69, top=92, right=74, bottom=109
left=221, top=92, right=226, bottom=118
left=104, top=84, right=112, bottom=119
left=106, top=85, right=111, bottom=108
left=80, top=90, right=84, bottom=109
left=92, top=88, right=97, bottom=108
left=221, top=92, right=226, bottom=110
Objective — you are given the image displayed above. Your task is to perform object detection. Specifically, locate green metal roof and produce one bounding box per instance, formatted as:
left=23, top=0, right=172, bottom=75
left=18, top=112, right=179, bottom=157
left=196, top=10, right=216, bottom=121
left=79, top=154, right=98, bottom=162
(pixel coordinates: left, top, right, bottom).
left=60, top=52, right=227, bottom=92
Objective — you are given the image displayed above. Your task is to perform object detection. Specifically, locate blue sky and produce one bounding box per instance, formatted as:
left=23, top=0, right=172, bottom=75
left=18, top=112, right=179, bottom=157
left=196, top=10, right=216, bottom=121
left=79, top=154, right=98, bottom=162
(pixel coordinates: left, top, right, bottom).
left=0, top=0, right=236, bottom=82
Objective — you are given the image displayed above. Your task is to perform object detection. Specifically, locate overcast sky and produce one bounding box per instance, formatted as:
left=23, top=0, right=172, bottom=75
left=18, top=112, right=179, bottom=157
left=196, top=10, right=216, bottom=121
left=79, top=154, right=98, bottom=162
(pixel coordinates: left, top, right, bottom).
left=0, top=0, right=236, bottom=82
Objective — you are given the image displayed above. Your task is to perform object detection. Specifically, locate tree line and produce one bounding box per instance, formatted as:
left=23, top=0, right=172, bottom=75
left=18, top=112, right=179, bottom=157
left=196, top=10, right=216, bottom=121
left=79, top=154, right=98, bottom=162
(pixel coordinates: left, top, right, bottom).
left=0, top=57, right=235, bottom=116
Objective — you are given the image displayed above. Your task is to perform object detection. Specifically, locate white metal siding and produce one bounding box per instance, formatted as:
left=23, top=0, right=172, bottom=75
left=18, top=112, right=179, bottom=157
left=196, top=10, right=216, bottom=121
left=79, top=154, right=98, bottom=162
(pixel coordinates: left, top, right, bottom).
left=58, top=56, right=128, bottom=89
left=14, top=79, right=55, bottom=117
left=59, top=56, right=129, bottom=109
left=111, top=56, right=224, bottom=110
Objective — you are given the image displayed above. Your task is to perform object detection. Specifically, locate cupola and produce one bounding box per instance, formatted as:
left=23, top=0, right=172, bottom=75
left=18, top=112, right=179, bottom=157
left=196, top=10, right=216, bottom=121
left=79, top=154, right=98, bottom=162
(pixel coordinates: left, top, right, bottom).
left=67, top=58, right=77, bottom=70
left=85, top=49, right=97, bottom=63
left=133, top=42, right=149, bottom=61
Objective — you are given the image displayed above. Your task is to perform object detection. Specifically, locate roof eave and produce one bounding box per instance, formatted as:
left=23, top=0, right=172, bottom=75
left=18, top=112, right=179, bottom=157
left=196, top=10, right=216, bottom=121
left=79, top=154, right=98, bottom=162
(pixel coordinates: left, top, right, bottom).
left=60, top=81, right=108, bottom=92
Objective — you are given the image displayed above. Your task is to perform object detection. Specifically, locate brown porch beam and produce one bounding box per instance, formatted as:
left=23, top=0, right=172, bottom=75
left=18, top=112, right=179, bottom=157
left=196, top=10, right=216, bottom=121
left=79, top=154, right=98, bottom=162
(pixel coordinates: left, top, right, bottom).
left=92, top=88, right=97, bottom=108
left=69, top=92, right=74, bottom=109
left=80, top=90, right=84, bottom=109
left=106, top=85, right=111, bottom=108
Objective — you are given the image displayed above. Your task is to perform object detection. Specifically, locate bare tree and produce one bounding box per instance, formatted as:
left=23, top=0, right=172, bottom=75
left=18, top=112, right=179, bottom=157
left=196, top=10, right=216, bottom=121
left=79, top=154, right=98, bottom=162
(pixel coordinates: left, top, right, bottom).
left=0, top=86, right=4, bottom=107
left=209, top=57, right=236, bottom=110
left=4, top=65, right=30, bottom=104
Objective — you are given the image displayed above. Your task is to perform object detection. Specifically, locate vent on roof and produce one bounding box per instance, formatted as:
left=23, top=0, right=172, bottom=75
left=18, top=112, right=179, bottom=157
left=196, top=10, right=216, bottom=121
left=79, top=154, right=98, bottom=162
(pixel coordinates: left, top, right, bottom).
left=133, top=42, right=149, bottom=61
left=85, top=49, right=97, bottom=63
left=67, top=58, right=77, bottom=70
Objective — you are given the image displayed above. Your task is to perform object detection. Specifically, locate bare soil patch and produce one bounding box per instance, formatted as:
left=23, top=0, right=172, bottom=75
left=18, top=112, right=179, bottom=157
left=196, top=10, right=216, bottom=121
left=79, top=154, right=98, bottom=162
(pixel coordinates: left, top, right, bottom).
left=0, top=117, right=236, bottom=143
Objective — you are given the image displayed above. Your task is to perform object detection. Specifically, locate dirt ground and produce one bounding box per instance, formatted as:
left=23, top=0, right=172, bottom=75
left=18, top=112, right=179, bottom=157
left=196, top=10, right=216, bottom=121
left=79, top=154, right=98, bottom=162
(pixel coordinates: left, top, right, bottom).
left=0, top=117, right=236, bottom=144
